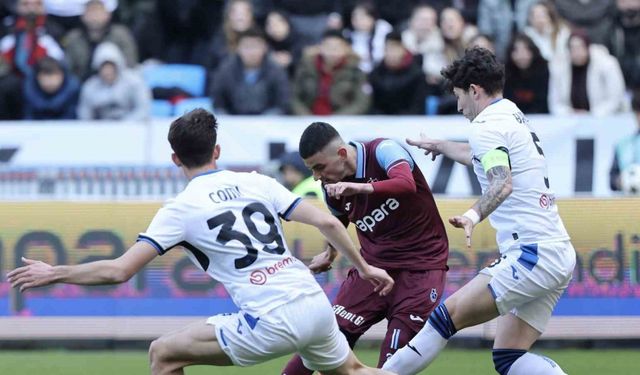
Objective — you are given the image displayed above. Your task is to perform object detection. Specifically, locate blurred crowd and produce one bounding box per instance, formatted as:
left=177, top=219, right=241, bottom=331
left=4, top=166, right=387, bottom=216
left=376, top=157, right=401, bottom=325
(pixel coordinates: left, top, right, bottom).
left=0, top=0, right=639, bottom=120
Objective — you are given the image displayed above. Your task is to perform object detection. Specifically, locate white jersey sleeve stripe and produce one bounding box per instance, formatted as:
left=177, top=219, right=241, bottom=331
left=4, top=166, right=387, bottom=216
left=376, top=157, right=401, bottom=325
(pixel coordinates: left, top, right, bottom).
left=137, top=235, right=165, bottom=255
left=280, top=197, right=302, bottom=221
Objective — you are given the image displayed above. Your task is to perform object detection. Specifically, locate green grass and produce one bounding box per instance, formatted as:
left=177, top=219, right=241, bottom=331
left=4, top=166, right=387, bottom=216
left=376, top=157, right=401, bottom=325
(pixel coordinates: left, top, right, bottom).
left=0, top=348, right=637, bottom=374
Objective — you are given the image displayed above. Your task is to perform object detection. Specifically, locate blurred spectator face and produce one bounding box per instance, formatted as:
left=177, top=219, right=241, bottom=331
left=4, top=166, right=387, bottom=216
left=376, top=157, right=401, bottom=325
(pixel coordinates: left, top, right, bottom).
left=469, top=35, right=495, bottom=53
left=529, top=4, right=552, bottom=33
left=17, top=0, right=44, bottom=19
left=280, top=165, right=304, bottom=189
left=320, top=36, right=349, bottom=67
left=569, top=36, right=589, bottom=66
left=265, top=12, right=290, bottom=41
left=409, top=6, right=437, bottom=38
left=37, top=70, right=64, bottom=94
left=82, top=1, right=112, bottom=32
left=352, top=6, right=375, bottom=33
left=617, top=0, right=640, bottom=11
left=98, top=62, right=118, bottom=85
left=228, top=0, right=254, bottom=33
left=440, top=8, right=465, bottom=41
left=237, top=36, right=267, bottom=68
left=511, top=40, right=534, bottom=70
left=383, top=40, right=406, bottom=67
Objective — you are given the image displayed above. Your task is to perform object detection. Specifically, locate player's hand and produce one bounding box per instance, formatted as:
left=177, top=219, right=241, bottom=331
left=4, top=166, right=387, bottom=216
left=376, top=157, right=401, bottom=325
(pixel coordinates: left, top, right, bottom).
left=360, top=265, right=394, bottom=296
left=406, top=132, right=442, bottom=161
left=324, top=182, right=372, bottom=199
left=448, top=215, right=474, bottom=248
left=308, top=249, right=335, bottom=274
left=7, top=257, right=56, bottom=292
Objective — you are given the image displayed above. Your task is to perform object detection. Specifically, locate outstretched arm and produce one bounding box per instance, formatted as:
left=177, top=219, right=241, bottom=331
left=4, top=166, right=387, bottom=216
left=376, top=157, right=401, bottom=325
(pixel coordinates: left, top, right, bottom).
left=8, top=241, right=158, bottom=292
left=406, top=133, right=472, bottom=166
left=288, top=200, right=394, bottom=295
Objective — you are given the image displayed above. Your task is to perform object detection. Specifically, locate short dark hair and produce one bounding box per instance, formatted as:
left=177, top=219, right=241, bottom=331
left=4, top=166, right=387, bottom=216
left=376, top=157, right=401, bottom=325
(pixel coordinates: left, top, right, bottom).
left=441, top=47, right=505, bottom=95
left=632, top=89, right=640, bottom=113
left=168, top=108, right=218, bottom=168
left=299, top=122, right=341, bottom=159
left=321, top=29, right=348, bottom=43
left=385, top=29, right=403, bottom=43
left=238, top=26, right=265, bottom=42
left=35, top=56, right=63, bottom=75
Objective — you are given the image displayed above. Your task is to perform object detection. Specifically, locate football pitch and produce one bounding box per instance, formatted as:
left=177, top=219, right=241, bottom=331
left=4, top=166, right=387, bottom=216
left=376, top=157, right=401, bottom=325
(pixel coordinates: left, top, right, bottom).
left=0, top=348, right=637, bottom=374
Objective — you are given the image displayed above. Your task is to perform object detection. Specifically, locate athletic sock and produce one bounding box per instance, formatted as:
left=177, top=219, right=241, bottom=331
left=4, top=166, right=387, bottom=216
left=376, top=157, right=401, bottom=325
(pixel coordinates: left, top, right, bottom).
left=506, top=352, right=568, bottom=375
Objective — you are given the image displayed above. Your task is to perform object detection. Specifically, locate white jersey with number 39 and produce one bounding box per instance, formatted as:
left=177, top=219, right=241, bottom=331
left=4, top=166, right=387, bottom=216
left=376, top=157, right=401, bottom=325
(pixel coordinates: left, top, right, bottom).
left=469, top=99, right=570, bottom=252
left=138, top=170, right=323, bottom=316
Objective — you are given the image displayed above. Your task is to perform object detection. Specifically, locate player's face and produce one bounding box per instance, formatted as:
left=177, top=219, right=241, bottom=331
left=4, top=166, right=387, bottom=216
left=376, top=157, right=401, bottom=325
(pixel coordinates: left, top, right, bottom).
left=453, top=87, right=476, bottom=121
left=303, top=147, right=347, bottom=184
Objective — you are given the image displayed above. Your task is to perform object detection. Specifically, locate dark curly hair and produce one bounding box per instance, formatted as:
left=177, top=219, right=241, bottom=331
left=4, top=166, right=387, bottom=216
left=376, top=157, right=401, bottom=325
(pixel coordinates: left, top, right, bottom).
left=168, top=108, right=218, bottom=168
left=441, top=47, right=505, bottom=95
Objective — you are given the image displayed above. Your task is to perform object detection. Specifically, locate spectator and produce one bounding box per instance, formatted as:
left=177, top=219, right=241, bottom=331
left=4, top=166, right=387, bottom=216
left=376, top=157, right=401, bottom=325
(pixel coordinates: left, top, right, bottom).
left=63, top=0, right=138, bottom=81
left=346, top=0, right=392, bottom=73
left=77, top=41, right=151, bottom=120
left=278, top=151, right=323, bottom=198
left=477, top=0, right=537, bottom=60
left=610, top=89, right=640, bottom=191
left=115, top=0, right=161, bottom=63
left=211, top=28, right=290, bottom=115
left=440, top=7, right=478, bottom=66
left=0, top=0, right=64, bottom=119
left=468, top=33, right=496, bottom=54
left=524, top=0, right=571, bottom=63
left=549, top=30, right=626, bottom=116
left=208, top=0, right=256, bottom=71
left=23, top=56, right=80, bottom=119
left=0, top=0, right=64, bottom=77
left=43, top=0, right=117, bottom=33
left=401, top=4, right=445, bottom=85
left=608, top=0, right=640, bottom=89
left=555, top=0, right=617, bottom=46
left=264, top=9, right=301, bottom=76
left=369, top=30, right=426, bottom=115
left=291, top=29, right=371, bottom=115
left=272, top=0, right=342, bottom=49
left=504, top=33, right=549, bottom=114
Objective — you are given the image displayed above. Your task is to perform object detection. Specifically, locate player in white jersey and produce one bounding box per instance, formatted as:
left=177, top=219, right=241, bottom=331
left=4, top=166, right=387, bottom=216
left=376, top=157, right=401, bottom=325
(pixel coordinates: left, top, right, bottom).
left=8, top=109, right=397, bottom=375
left=382, top=48, right=576, bottom=375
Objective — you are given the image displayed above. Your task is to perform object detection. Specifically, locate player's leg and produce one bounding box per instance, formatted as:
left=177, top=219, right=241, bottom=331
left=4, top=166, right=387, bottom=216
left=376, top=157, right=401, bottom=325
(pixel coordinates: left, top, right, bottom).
left=382, top=272, right=498, bottom=375
left=282, top=268, right=386, bottom=375
left=148, top=319, right=233, bottom=375
left=378, top=269, right=446, bottom=367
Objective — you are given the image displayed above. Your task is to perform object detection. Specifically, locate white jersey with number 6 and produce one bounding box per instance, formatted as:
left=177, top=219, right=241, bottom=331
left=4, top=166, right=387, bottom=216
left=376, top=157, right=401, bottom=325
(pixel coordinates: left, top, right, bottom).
left=468, top=99, right=570, bottom=252
left=138, top=170, right=323, bottom=317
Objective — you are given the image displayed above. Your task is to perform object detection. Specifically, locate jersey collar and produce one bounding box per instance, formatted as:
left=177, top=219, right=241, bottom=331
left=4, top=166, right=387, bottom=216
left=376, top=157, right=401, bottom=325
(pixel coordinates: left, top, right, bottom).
left=349, top=141, right=367, bottom=179
left=191, top=169, right=222, bottom=180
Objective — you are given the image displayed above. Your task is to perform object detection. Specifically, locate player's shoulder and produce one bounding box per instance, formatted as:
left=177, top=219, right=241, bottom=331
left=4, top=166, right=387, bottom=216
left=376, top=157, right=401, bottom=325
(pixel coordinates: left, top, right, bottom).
left=474, top=99, right=522, bottom=125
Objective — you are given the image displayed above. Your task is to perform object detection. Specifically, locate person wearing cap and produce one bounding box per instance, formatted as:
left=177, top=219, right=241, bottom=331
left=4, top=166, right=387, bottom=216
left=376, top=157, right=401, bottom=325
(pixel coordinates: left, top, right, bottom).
left=279, top=151, right=324, bottom=198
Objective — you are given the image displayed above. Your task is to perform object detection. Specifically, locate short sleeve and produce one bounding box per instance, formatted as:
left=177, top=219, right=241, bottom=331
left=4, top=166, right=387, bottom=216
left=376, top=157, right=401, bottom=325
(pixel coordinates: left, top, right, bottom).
left=137, top=200, right=185, bottom=255
left=263, top=176, right=303, bottom=221
left=375, top=139, right=415, bottom=173
left=468, top=126, right=508, bottom=160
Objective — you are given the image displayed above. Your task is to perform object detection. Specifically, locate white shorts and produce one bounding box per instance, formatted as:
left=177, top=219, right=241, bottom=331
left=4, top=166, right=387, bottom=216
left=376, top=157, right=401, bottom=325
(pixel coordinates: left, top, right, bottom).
left=206, top=292, right=350, bottom=370
left=480, top=240, right=576, bottom=333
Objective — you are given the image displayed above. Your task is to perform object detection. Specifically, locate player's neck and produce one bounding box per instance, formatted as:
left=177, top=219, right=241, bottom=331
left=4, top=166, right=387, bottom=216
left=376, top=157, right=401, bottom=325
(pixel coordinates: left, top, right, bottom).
left=184, top=163, right=220, bottom=180
left=475, top=95, right=503, bottom=117
left=344, top=144, right=358, bottom=177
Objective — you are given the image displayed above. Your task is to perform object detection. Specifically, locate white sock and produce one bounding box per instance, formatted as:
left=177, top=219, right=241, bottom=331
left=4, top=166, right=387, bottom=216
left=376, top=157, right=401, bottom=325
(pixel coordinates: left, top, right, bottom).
left=381, top=323, right=448, bottom=375
left=507, top=352, right=568, bottom=375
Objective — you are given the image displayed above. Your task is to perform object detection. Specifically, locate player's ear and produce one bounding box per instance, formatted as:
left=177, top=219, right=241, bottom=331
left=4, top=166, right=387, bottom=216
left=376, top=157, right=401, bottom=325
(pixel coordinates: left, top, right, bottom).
left=337, top=146, right=348, bottom=159
left=171, top=153, right=182, bottom=167
left=213, top=144, right=221, bottom=160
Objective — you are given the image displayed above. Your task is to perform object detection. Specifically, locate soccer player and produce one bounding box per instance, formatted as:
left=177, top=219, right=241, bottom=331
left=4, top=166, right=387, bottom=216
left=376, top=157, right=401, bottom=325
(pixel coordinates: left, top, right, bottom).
left=382, top=47, right=576, bottom=375
left=282, top=122, right=449, bottom=374
left=7, top=109, right=396, bottom=375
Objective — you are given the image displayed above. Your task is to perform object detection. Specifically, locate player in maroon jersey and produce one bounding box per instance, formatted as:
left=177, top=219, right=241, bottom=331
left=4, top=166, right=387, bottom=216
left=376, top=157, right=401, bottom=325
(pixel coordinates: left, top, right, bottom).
left=282, top=122, right=449, bottom=374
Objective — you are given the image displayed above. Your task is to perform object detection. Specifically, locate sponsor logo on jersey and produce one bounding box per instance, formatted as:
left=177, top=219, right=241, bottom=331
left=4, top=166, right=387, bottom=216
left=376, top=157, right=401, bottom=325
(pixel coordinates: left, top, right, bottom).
left=539, top=193, right=556, bottom=209
left=249, top=256, right=296, bottom=285
left=345, top=202, right=351, bottom=211
left=333, top=305, right=366, bottom=326
left=410, top=314, right=424, bottom=322
left=355, top=198, right=400, bottom=232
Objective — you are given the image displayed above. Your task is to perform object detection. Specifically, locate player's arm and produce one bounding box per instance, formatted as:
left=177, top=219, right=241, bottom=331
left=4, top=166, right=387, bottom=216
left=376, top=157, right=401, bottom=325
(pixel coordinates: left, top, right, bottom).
left=406, top=132, right=472, bottom=166
left=449, top=148, right=512, bottom=247
left=7, top=241, right=158, bottom=292
left=288, top=200, right=394, bottom=295
left=310, top=213, right=349, bottom=273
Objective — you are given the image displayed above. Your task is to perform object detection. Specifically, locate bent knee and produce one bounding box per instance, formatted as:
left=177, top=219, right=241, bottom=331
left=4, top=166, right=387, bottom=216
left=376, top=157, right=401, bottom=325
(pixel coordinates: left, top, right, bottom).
left=149, top=337, right=171, bottom=363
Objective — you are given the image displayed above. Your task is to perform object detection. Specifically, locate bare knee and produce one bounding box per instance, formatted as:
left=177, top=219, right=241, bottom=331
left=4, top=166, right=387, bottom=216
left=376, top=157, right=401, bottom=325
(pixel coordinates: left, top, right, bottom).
left=149, top=337, right=173, bottom=373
